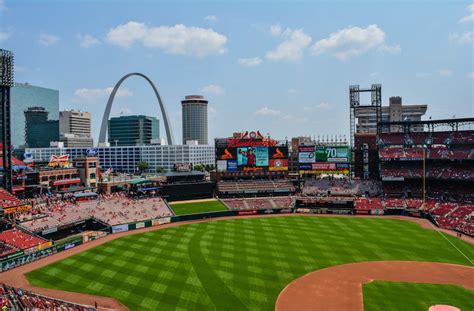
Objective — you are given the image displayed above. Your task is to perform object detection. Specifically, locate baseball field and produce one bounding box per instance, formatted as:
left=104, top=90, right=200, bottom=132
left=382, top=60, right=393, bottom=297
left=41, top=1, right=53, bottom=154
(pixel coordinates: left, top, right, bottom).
left=169, top=199, right=228, bottom=215
left=24, top=216, right=474, bottom=310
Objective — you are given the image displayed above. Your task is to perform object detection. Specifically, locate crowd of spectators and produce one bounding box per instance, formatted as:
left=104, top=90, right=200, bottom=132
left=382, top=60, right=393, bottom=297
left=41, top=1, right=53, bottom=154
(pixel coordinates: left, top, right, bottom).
left=79, top=193, right=172, bottom=226
left=0, top=283, right=94, bottom=311
left=13, top=192, right=172, bottom=233
left=302, top=177, right=381, bottom=197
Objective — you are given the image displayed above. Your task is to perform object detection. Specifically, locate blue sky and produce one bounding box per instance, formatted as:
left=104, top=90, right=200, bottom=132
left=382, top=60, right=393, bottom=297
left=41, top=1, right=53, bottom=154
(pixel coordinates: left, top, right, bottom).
left=1, top=0, right=473, bottom=144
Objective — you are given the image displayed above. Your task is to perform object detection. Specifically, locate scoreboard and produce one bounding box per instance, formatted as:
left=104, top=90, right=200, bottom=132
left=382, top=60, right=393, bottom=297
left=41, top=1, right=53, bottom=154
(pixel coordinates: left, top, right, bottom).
left=298, top=146, right=350, bottom=174
left=215, top=134, right=289, bottom=173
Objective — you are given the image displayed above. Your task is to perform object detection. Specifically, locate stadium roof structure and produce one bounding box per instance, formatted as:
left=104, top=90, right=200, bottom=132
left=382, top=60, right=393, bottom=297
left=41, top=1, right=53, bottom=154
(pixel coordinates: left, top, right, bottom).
left=127, top=179, right=158, bottom=185
left=379, top=117, right=474, bottom=133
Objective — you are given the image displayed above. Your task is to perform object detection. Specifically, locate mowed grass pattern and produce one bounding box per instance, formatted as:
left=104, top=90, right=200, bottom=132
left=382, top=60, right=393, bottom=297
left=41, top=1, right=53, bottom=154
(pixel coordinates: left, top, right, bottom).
left=363, top=281, right=474, bottom=311
left=170, top=200, right=228, bottom=215
left=26, top=216, right=474, bottom=311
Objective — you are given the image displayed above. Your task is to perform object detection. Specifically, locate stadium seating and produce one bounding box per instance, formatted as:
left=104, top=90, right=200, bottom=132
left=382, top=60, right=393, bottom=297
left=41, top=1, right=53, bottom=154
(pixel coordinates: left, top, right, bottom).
left=222, top=197, right=295, bottom=210
left=217, top=180, right=295, bottom=194
left=0, top=228, right=46, bottom=250
left=0, top=241, right=19, bottom=257
left=354, top=198, right=383, bottom=210
left=0, top=283, right=94, bottom=310
left=0, top=188, right=22, bottom=209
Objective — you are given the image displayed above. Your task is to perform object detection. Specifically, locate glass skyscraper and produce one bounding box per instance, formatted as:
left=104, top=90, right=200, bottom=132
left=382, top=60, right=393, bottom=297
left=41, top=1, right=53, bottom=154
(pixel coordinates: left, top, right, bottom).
left=108, top=115, right=160, bottom=146
left=9, top=83, right=59, bottom=149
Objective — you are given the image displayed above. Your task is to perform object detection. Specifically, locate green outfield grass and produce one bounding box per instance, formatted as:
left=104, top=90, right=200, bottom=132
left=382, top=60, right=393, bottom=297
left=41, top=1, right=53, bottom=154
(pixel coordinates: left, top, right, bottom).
left=26, top=216, right=474, bottom=311
left=363, top=281, right=474, bottom=311
left=169, top=200, right=228, bottom=215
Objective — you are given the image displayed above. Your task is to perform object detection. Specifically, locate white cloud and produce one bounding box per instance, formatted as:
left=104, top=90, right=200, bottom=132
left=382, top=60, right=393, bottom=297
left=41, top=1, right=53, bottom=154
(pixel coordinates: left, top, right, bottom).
left=449, top=31, right=474, bottom=44
left=467, top=72, right=474, bottom=79
left=238, top=57, right=262, bottom=67
left=204, top=15, right=218, bottom=22
left=438, top=69, right=453, bottom=77
left=270, top=24, right=282, bottom=36
left=118, top=107, right=132, bottom=115
left=74, top=87, right=133, bottom=102
left=303, top=102, right=331, bottom=111
left=460, top=4, right=474, bottom=23
left=287, top=88, right=297, bottom=94
left=201, top=84, right=225, bottom=96
left=38, top=33, right=60, bottom=46
left=266, top=28, right=312, bottom=62
left=78, top=34, right=100, bottom=48
left=312, top=24, right=398, bottom=60
left=0, top=0, right=6, bottom=11
left=106, top=21, right=227, bottom=56
left=0, top=31, right=10, bottom=42
left=370, top=72, right=378, bottom=77
left=255, top=106, right=281, bottom=116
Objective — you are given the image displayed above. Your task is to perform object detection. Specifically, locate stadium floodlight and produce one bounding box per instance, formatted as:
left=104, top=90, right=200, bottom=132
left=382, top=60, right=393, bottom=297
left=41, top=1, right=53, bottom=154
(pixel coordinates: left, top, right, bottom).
left=0, top=49, right=14, bottom=87
left=0, top=49, right=14, bottom=192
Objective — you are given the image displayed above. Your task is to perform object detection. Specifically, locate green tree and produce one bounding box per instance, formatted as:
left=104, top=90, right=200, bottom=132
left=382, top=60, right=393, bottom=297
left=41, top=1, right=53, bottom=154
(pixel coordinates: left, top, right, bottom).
left=194, top=164, right=205, bottom=172
left=156, top=166, right=166, bottom=174
left=137, top=161, right=149, bottom=173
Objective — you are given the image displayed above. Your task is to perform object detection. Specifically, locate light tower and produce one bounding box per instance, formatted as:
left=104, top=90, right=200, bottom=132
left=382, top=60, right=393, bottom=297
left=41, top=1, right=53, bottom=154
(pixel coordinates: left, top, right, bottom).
left=0, top=49, right=14, bottom=192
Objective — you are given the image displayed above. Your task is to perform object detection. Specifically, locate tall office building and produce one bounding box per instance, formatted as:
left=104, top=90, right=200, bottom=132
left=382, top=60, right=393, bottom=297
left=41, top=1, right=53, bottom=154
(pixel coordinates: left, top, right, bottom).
left=24, top=107, right=59, bottom=148
left=108, top=115, right=160, bottom=146
left=7, top=83, right=59, bottom=148
left=354, top=96, right=427, bottom=133
left=182, top=95, right=208, bottom=145
left=59, top=110, right=93, bottom=147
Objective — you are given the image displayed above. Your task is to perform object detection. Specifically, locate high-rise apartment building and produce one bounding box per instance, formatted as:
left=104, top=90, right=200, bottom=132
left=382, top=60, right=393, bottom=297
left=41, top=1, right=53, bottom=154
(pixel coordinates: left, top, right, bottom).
left=182, top=95, right=208, bottom=145
left=354, top=96, right=427, bottom=133
left=59, top=110, right=93, bottom=147
left=108, top=115, right=160, bottom=146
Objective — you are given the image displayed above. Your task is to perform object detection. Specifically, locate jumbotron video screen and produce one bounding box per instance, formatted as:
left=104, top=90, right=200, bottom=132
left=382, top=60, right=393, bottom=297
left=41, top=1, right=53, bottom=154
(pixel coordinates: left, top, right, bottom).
left=215, top=131, right=288, bottom=172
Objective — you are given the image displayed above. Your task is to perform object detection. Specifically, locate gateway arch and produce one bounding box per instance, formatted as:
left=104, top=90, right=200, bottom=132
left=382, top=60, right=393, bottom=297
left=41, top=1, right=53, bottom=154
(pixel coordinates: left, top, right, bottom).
left=98, top=72, right=175, bottom=145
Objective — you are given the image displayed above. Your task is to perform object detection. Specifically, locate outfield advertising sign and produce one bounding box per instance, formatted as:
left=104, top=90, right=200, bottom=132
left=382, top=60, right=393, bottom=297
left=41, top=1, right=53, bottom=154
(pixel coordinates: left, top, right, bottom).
left=298, top=145, right=350, bottom=174
left=112, top=224, right=128, bottom=233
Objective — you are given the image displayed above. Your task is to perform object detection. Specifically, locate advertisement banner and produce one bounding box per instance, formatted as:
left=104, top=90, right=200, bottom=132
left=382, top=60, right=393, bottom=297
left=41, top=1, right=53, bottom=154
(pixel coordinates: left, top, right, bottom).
left=312, top=162, right=336, bottom=170
left=227, top=160, right=238, bottom=172
left=299, top=163, right=312, bottom=170
left=237, top=210, right=258, bottom=216
left=315, top=146, right=349, bottom=162
left=112, top=224, right=128, bottom=233
left=298, top=146, right=315, bottom=153
left=255, top=147, right=269, bottom=166
left=136, top=222, right=145, bottom=229
left=299, top=152, right=315, bottom=163
left=269, top=147, right=288, bottom=159
left=158, top=217, right=171, bottom=225
left=4, top=204, right=32, bottom=215
left=217, top=160, right=227, bottom=172
left=269, top=159, right=288, bottom=171
left=216, top=147, right=236, bottom=160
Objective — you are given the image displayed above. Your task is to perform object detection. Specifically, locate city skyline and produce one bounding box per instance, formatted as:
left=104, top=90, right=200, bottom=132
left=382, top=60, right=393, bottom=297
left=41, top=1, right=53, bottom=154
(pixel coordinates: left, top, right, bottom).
left=1, top=0, right=473, bottom=143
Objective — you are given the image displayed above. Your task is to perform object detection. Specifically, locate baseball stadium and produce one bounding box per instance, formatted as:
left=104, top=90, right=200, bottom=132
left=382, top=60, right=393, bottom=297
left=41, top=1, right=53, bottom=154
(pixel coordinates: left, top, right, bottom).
left=0, top=106, right=473, bottom=311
